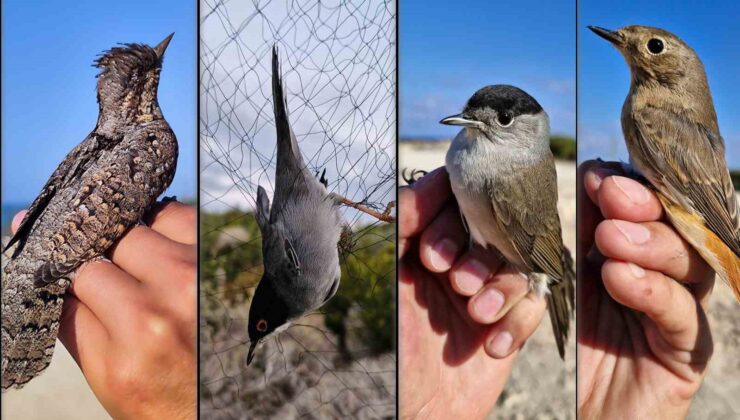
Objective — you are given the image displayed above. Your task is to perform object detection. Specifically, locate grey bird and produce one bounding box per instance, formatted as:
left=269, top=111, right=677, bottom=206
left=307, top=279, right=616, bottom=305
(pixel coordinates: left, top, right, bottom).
left=2, top=34, right=178, bottom=389
left=246, top=46, right=343, bottom=365
left=441, top=85, right=575, bottom=358
left=589, top=25, right=740, bottom=298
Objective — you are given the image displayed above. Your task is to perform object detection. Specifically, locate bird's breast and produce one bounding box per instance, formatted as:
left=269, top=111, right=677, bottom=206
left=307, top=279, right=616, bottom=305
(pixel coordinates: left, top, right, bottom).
left=445, top=132, right=528, bottom=267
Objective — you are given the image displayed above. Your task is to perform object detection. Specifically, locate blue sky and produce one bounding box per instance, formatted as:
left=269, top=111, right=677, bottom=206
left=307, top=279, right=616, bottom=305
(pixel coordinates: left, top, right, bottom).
left=579, top=0, right=740, bottom=169
left=2, top=0, right=196, bottom=205
left=400, top=0, right=575, bottom=139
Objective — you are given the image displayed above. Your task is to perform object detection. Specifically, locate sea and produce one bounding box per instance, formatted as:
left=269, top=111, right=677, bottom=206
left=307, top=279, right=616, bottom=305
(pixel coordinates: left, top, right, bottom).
left=1, top=202, right=28, bottom=236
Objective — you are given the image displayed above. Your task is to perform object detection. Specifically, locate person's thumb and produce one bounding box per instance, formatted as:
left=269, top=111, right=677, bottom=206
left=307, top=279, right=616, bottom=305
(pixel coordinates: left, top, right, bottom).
left=11, top=210, right=28, bottom=234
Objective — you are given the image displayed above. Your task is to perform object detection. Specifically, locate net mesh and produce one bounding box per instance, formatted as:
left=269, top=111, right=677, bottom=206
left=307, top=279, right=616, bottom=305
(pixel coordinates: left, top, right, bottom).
left=199, top=0, right=396, bottom=418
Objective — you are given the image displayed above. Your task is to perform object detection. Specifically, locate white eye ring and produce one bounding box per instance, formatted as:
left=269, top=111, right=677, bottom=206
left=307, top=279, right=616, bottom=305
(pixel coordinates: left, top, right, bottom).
left=496, top=113, right=514, bottom=127
left=646, top=37, right=666, bottom=55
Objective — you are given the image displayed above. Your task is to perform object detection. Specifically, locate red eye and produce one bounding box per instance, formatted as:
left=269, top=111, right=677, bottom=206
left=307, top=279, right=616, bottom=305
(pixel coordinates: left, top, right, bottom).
left=256, top=319, right=268, bottom=332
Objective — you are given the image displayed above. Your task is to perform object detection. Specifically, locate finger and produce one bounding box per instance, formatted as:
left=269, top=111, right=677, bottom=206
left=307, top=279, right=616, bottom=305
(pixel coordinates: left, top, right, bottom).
left=449, top=246, right=504, bottom=296
left=578, top=160, right=619, bottom=259
left=398, top=237, right=411, bottom=259
left=399, top=167, right=452, bottom=239
left=601, top=259, right=709, bottom=359
left=579, top=160, right=624, bottom=208
left=467, top=265, right=530, bottom=324
left=597, top=176, right=664, bottom=222
left=10, top=210, right=28, bottom=234
left=595, top=220, right=714, bottom=285
left=69, top=259, right=145, bottom=328
left=145, top=200, right=196, bottom=245
left=58, top=295, right=110, bottom=375
left=483, top=290, right=547, bottom=359
left=108, top=225, right=194, bottom=285
left=418, top=201, right=466, bottom=273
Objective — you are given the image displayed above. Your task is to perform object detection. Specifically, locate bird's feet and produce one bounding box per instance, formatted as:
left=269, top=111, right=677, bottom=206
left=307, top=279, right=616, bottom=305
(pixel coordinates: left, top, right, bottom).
left=317, top=168, right=329, bottom=189
left=401, top=168, right=427, bottom=185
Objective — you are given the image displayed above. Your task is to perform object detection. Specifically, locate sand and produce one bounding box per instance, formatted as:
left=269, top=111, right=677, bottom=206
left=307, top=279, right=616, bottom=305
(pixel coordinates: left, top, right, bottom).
left=1, top=342, right=109, bottom=419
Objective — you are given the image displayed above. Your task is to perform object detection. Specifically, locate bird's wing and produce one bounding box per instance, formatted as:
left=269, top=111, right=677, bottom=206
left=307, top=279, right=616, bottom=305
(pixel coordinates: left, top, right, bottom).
left=486, top=155, right=574, bottom=358
left=5, top=134, right=117, bottom=253
left=36, top=128, right=171, bottom=283
left=487, top=156, right=566, bottom=282
left=631, top=106, right=739, bottom=256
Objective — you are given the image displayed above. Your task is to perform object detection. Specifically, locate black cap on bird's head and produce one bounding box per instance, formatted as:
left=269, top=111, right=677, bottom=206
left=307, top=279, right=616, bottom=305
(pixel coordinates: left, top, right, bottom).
left=440, top=85, right=546, bottom=143
left=93, top=33, right=174, bottom=117
left=246, top=272, right=292, bottom=365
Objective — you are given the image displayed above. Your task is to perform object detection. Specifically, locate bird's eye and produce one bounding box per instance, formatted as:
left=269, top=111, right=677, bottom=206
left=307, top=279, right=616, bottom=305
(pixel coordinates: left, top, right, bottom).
left=256, top=319, right=268, bottom=332
left=496, top=112, right=513, bottom=127
left=647, top=38, right=664, bottom=54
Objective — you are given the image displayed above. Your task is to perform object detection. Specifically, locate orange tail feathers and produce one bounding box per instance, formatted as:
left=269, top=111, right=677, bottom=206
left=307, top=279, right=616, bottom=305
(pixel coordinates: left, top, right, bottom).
left=660, top=195, right=740, bottom=301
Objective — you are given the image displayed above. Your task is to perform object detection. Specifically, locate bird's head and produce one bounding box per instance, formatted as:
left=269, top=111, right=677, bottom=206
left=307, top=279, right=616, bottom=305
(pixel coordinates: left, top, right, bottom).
left=246, top=274, right=292, bottom=365
left=246, top=228, right=303, bottom=365
left=440, top=84, right=549, bottom=147
left=94, top=33, right=174, bottom=123
left=588, top=25, right=705, bottom=87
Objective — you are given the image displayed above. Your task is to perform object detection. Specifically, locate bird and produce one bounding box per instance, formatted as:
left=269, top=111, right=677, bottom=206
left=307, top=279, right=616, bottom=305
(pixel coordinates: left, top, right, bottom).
left=441, top=84, right=575, bottom=358
left=589, top=25, right=740, bottom=299
left=1, top=33, right=178, bottom=389
left=246, top=46, right=343, bottom=365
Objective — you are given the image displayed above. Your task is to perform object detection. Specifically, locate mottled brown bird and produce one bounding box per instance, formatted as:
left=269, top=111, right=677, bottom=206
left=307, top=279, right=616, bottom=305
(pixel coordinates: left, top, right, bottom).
left=589, top=25, right=740, bottom=299
left=2, top=34, right=178, bottom=389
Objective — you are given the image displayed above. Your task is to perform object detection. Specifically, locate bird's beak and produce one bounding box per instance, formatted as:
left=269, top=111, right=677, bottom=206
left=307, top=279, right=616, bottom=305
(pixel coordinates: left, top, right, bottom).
left=588, top=26, right=624, bottom=46
left=440, top=113, right=483, bottom=129
left=154, top=33, right=175, bottom=59
left=247, top=340, right=259, bottom=365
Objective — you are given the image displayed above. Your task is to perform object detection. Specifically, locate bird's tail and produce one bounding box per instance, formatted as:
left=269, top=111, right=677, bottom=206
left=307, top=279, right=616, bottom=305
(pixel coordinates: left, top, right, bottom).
left=272, top=45, right=304, bottom=174
left=548, top=248, right=575, bottom=360
left=660, top=195, right=740, bottom=302
left=1, top=260, right=67, bottom=390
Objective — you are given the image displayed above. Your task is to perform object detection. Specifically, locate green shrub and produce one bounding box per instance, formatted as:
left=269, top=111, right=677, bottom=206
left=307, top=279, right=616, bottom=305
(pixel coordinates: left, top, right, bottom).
left=731, top=170, right=740, bottom=191
left=549, top=136, right=576, bottom=160
left=324, top=223, right=395, bottom=356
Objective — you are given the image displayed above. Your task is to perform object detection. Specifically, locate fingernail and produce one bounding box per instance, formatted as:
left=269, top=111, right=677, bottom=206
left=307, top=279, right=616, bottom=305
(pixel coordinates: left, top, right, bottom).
left=612, top=176, right=650, bottom=204
left=429, top=238, right=458, bottom=271
left=627, top=262, right=645, bottom=278
left=473, top=288, right=505, bottom=321
left=587, top=166, right=619, bottom=190
left=612, top=220, right=650, bottom=245
left=488, top=331, right=513, bottom=357
left=454, top=258, right=489, bottom=294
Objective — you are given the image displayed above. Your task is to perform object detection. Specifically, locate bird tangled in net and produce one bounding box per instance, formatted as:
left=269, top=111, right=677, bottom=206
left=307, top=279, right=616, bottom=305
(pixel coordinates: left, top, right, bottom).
left=199, top=0, right=396, bottom=417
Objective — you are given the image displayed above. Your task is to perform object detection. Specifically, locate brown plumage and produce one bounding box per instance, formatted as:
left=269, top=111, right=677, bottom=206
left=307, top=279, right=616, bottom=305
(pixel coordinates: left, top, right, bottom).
left=590, top=25, right=740, bottom=298
left=1, top=34, right=178, bottom=389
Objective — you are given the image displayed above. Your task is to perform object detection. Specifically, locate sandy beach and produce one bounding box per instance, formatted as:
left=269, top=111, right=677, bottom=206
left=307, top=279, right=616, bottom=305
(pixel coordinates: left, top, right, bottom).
left=1, top=342, right=109, bottom=419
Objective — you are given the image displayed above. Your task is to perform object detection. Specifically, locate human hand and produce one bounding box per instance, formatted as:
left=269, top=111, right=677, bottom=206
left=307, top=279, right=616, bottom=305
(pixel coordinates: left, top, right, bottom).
left=11, top=200, right=197, bottom=420
left=399, top=167, right=548, bottom=419
left=577, top=160, right=714, bottom=419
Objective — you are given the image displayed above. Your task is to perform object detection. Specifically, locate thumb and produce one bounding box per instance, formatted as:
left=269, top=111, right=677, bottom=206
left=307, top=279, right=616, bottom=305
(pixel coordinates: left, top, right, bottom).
left=11, top=210, right=28, bottom=234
